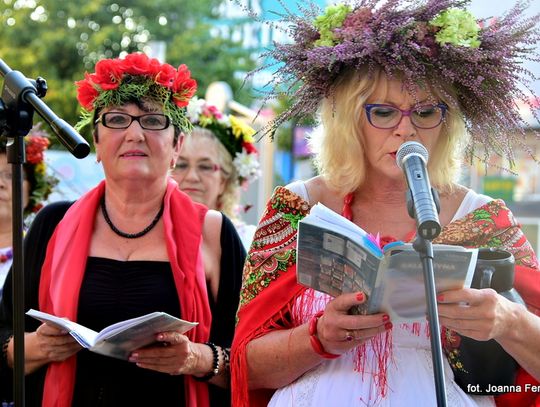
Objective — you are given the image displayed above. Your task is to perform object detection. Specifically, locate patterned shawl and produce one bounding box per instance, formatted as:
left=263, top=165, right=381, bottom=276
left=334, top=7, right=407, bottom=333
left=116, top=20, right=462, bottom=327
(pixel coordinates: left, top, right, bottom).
left=231, top=186, right=540, bottom=407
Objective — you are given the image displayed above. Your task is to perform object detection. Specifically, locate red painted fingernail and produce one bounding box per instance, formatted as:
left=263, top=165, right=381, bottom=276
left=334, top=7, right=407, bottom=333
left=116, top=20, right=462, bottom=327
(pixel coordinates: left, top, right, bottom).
left=356, top=292, right=365, bottom=302
left=437, top=294, right=444, bottom=302
left=385, top=322, right=393, bottom=330
left=382, top=314, right=390, bottom=323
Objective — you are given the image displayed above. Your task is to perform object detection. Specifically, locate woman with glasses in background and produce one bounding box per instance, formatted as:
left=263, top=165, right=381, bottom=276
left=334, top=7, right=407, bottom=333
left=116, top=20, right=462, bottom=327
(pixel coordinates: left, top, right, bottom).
left=231, top=1, right=540, bottom=406
left=0, top=53, right=245, bottom=407
left=171, top=97, right=260, bottom=250
left=0, top=127, right=56, bottom=302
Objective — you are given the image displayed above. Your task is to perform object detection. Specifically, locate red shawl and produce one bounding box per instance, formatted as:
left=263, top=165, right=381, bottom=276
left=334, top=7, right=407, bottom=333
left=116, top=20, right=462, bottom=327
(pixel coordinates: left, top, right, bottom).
left=231, top=186, right=540, bottom=407
left=38, top=180, right=211, bottom=407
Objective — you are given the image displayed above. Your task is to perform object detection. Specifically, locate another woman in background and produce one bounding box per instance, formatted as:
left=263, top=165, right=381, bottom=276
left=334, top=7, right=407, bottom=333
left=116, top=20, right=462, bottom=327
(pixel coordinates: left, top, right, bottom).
left=0, top=128, right=56, bottom=300
left=0, top=52, right=245, bottom=407
left=171, top=97, right=260, bottom=250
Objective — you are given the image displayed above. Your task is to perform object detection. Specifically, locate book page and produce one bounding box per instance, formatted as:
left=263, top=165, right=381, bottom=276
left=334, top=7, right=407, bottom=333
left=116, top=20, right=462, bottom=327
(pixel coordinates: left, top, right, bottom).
left=91, top=313, right=198, bottom=360
left=297, top=222, right=382, bottom=315
left=376, top=245, right=478, bottom=322
left=304, top=204, right=382, bottom=258
left=26, top=309, right=98, bottom=348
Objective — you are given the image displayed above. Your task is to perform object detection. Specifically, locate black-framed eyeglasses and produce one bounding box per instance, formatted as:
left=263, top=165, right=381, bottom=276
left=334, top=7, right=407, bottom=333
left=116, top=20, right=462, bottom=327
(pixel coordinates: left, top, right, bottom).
left=0, top=170, right=27, bottom=181
left=96, top=112, right=170, bottom=130
left=0, top=170, right=13, bottom=181
left=364, top=103, right=447, bottom=130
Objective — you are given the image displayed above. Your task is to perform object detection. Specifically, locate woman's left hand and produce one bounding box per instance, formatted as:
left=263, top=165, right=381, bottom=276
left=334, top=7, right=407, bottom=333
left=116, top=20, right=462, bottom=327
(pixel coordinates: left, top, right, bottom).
left=128, top=331, right=207, bottom=376
left=437, top=287, right=522, bottom=341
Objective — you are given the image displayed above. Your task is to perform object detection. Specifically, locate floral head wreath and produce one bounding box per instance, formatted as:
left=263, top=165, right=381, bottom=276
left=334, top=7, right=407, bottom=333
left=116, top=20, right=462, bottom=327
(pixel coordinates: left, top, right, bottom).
left=1, top=124, right=58, bottom=215
left=186, top=97, right=261, bottom=185
left=256, top=0, right=540, bottom=164
left=74, top=52, right=197, bottom=133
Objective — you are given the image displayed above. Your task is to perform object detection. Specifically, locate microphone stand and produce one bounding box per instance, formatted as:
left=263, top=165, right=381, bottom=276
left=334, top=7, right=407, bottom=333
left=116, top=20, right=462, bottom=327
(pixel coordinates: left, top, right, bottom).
left=407, top=191, right=447, bottom=407
left=0, top=59, right=90, bottom=406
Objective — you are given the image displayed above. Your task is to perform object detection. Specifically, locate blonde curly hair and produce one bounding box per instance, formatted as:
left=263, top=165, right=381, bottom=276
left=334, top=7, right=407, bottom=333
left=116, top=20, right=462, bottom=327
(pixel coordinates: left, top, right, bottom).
left=310, top=66, right=468, bottom=194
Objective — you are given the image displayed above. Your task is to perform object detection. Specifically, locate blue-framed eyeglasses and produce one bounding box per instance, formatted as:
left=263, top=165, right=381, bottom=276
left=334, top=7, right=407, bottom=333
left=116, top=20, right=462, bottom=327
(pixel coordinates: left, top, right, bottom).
left=364, top=103, right=447, bottom=129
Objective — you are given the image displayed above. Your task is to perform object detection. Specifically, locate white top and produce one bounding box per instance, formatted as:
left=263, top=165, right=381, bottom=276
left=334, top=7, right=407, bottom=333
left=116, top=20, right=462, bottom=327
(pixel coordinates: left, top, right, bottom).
left=286, top=180, right=492, bottom=222
left=269, top=182, right=496, bottom=406
left=233, top=220, right=257, bottom=251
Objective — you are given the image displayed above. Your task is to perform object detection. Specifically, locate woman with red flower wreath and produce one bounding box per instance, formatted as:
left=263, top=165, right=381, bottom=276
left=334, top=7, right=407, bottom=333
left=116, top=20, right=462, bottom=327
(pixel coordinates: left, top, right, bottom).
left=0, top=52, right=245, bottom=407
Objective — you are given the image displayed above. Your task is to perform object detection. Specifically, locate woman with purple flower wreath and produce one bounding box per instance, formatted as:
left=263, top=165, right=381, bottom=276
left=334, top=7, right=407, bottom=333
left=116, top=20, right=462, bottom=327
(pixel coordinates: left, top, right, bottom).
left=231, top=1, right=540, bottom=406
left=0, top=53, right=245, bottom=407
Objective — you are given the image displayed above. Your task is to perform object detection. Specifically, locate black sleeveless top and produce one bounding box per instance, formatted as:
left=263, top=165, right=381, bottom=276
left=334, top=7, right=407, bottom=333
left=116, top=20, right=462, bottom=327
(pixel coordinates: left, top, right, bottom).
left=72, top=257, right=184, bottom=406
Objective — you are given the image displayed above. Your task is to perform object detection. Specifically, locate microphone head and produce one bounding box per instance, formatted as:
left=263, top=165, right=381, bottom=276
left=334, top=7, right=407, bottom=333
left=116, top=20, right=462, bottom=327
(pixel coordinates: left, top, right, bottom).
left=396, top=141, right=428, bottom=170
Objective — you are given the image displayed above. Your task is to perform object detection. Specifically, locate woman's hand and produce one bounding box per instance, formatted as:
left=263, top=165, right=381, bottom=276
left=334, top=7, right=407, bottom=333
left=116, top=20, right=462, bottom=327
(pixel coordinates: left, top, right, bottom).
left=244, top=291, right=392, bottom=389
left=128, top=331, right=211, bottom=377
left=316, top=291, right=392, bottom=355
left=437, top=287, right=522, bottom=341
left=7, top=323, right=82, bottom=374
left=438, top=287, right=540, bottom=381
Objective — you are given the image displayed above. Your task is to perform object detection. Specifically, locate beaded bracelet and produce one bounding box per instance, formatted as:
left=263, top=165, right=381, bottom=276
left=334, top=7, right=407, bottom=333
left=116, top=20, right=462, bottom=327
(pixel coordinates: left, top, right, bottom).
left=308, top=311, right=340, bottom=359
left=193, top=341, right=220, bottom=382
left=0, top=335, right=12, bottom=368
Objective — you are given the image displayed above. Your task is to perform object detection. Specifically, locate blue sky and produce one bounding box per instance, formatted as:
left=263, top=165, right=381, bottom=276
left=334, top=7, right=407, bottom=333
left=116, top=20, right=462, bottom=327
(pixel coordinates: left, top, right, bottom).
left=469, top=0, right=540, bottom=95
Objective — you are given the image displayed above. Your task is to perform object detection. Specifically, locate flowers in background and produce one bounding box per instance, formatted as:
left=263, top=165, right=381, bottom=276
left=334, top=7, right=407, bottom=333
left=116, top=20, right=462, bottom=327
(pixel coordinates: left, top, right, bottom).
left=75, top=52, right=197, bottom=133
left=25, top=134, right=50, bottom=165
left=23, top=124, right=58, bottom=215
left=187, top=97, right=260, bottom=186
left=258, top=0, right=540, bottom=164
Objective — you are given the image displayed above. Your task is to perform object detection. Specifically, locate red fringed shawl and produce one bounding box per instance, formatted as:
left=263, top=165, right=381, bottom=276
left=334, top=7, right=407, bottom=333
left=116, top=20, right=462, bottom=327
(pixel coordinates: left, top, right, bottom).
left=38, top=180, right=212, bottom=407
left=231, top=187, right=540, bottom=407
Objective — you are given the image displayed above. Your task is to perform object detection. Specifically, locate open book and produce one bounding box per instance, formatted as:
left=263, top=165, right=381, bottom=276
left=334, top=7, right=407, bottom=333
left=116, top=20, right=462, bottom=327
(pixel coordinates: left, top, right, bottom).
left=26, top=309, right=198, bottom=360
left=296, top=203, right=478, bottom=323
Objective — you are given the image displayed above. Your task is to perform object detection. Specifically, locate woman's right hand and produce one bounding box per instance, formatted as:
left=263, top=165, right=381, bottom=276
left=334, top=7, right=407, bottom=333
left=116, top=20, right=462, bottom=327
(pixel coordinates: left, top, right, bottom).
left=245, top=291, right=392, bottom=389
left=315, top=291, right=392, bottom=356
left=7, top=323, right=82, bottom=374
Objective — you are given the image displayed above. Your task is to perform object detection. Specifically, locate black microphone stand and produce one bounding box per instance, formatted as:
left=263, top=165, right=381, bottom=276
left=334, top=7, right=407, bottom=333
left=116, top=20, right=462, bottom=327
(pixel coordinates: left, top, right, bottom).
left=407, top=189, right=447, bottom=407
left=0, top=59, right=90, bottom=407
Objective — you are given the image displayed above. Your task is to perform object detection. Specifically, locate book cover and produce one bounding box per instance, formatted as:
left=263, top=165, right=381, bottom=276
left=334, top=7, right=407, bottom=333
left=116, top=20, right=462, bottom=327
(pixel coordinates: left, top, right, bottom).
left=296, top=203, right=478, bottom=322
left=26, top=309, right=198, bottom=360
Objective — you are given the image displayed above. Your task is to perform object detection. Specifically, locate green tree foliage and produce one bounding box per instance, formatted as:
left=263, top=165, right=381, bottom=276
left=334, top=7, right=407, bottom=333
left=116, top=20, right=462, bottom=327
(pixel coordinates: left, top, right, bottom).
left=0, top=0, right=255, bottom=144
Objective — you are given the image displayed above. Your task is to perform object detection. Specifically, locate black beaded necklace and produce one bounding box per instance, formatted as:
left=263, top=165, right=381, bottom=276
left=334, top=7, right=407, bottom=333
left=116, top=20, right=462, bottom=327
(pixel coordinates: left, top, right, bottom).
left=100, top=195, right=164, bottom=239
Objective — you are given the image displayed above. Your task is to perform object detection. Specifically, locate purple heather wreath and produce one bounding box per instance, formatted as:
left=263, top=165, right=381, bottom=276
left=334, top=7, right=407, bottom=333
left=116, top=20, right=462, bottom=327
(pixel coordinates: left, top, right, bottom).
left=250, top=0, right=540, bottom=165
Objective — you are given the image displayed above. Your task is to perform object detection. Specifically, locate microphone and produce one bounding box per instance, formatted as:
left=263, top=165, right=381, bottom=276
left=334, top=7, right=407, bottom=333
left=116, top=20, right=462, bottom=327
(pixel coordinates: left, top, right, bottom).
left=396, top=141, right=441, bottom=240
left=0, top=59, right=90, bottom=158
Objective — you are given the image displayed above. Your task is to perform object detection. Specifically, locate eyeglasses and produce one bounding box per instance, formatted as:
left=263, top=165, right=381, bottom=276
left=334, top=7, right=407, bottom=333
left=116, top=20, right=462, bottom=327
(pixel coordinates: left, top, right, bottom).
left=364, top=103, right=447, bottom=129
left=0, top=170, right=27, bottom=181
left=96, top=112, right=170, bottom=130
left=0, top=170, right=12, bottom=181
left=173, top=161, right=221, bottom=176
